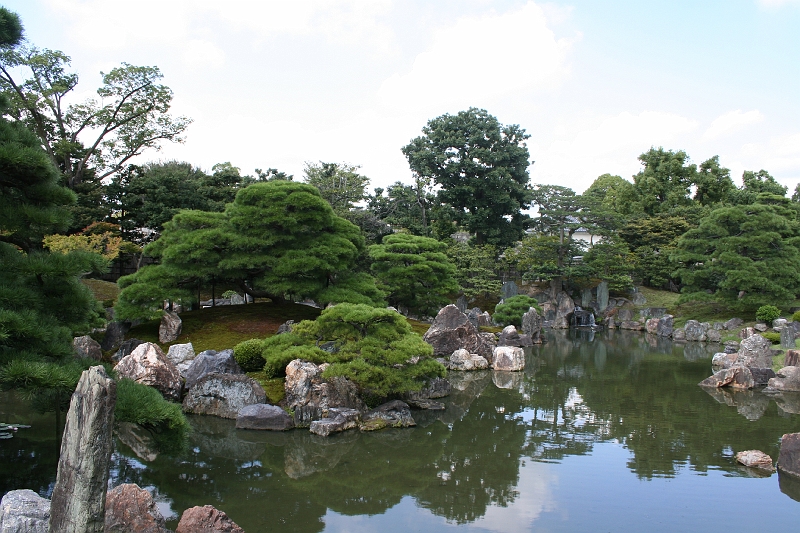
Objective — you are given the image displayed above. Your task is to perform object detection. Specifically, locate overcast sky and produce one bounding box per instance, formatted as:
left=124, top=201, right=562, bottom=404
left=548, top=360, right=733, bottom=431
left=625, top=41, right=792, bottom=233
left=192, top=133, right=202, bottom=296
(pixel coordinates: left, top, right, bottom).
left=5, top=0, right=800, bottom=194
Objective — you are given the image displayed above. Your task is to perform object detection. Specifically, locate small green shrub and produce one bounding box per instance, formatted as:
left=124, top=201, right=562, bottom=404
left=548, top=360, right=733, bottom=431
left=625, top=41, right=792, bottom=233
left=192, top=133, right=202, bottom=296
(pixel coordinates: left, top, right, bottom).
left=792, top=310, right=800, bottom=322
left=222, top=290, right=239, bottom=299
left=233, top=338, right=266, bottom=372
left=755, top=305, right=781, bottom=323
left=261, top=333, right=330, bottom=378
left=760, top=331, right=781, bottom=344
left=493, top=295, right=540, bottom=328
left=115, top=378, right=188, bottom=433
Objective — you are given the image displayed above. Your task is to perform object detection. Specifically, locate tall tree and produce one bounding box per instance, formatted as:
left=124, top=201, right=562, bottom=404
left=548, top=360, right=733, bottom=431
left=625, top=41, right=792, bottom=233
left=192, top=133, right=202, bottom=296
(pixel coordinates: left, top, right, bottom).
left=693, top=155, right=734, bottom=206
left=303, top=161, right=369, bottom=215
left=368, top=180, right=435, bottom=237
left=729, top=169, right=788, bottom=205
left=632, top=148, right=697, bottom=216
left=403, top=107, right=532, bottom=247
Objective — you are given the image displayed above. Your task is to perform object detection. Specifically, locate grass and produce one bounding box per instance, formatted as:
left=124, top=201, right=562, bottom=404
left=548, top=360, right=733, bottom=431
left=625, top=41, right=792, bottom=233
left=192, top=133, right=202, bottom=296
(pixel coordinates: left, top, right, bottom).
left=81, top=278, right=120, bottom=307
left=126, top=301, right=322, bottom=353
left=247, top=372, right=285, bottom=404
left=635, top=287, right=681, bottom=311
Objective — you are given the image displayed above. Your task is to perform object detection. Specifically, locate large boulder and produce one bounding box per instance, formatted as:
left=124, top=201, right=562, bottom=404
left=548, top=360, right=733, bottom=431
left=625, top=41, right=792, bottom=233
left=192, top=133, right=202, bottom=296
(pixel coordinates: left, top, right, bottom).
left=736, top=334, right=774, bottom=369
left=73, top=335, right=102, bottom=360
left=235, top=404, right=294, bottom=431
left=706, top=329, right=721, bottom=343
left=0, top=489, right=50, bottom=533
left=309, top=408, right=361, bottom=436
left=158, top=310, right=182, bottom=344
left=711, top=352, right=738, bottom=370
left=166, top=342, right=196, bottom=377
left=423, top=305, right=495, bottom=359
left=698, top=365, right=754, bottom=389
left=183, top=349, right=243, bottom=391
left=497, top=325, right=533, bottom=347
left=446, top=349, right=489, bottom=371
left=645, top=318, right=659, bottom=335
left=112, top=338, right=145, bottom=363
left=360, top=400, right=415, bottom=431
left=521, top=307, right=542, bottom=343
left=766, top=366, right=800, bottom=392
left=684, top=320, right=707, bottom=342
left=778, top=433, right=800, bottom=479
left=101, top=321, right=131, bottom=351
left=786, top=350, right=800, bottom=367
left=175, top=505, right=244, bottom=533
left=182, top=374, right=266, bottom=419
left=104, top=483, right=169, bottom=533
left=724, top=317, right=744, bottom=330
left=466, top=308, right=493, bottom=328
left=49, top=366, right=116, bottom=533
left=492, top=346, right=525, bottom=371
left=115, top=343, right=182, bottom=401
left=620, top=321, right=645, bottom=331
left=657, top=315, right=674, bottom=337
left=781, top=326, right=796, bottom=348
left=284, top=360, right=366, bottom=427
left=552, top=291, right=575, bottom=329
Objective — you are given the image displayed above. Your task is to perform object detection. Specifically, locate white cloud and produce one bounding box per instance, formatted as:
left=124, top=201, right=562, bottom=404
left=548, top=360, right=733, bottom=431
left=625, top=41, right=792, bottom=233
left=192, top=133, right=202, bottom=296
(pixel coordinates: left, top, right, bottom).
left=758, top=0, right=800, bottom=7
left=377, top=1, right=574, bottom=113
left=702, top=109, right=764, bottom=141
left=741, top=132, right=800, bottom=174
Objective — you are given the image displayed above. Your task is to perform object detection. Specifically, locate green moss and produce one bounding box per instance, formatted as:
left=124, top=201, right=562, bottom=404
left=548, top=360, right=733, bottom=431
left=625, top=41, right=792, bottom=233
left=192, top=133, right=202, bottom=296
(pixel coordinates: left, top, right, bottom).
left=247, top=372, right=285, bottom=404
left=81, top=279, right=120, bottom=306
left=406, top=319, right=431, bottom=336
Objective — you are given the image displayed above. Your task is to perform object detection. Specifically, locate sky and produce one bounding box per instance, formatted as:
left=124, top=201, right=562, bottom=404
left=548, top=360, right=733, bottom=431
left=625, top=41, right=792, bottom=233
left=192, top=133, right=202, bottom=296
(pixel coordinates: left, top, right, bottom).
left=4, top=0, right=800, bottom=194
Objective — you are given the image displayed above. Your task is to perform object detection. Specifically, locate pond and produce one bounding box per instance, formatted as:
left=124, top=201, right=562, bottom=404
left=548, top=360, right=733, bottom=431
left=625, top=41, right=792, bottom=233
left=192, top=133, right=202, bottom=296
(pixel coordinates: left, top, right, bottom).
left=3, top=329, right=800, bottom=532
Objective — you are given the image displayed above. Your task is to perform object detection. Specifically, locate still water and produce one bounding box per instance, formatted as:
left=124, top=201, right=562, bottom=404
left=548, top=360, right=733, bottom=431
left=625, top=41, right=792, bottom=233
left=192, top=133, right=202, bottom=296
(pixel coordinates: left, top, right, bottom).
left=3, top=329, right=800, bottom=532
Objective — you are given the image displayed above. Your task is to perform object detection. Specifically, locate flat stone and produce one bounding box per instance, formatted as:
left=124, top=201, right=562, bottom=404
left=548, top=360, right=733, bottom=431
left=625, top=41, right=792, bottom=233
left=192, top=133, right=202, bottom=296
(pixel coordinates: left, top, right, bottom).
left=736, top=450, right=775, bottom=471
left=778, top=433, right=800, bottom=478
left=754, top=323, right=768, bottom=332
left=182, top=373, right=266, bottom=419
left=405, top=399, right=445, bottom=410
left=105, top=483, right=169, bottom=533
left=309, top=408, right=361, bottom=436
left=0, top=489, right=50, bottom=533
left=361, top=400, right=415, bottom=430
left=235, top=403, right=294, bottom=431
left=176, top=505, right=244, bottom=533
left=620, top=321, right=645, bottom=331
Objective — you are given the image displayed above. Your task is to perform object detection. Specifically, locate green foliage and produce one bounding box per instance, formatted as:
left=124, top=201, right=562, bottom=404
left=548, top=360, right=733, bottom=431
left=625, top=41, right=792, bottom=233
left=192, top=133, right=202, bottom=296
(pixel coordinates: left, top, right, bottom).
left=755, top=305, right=781, bottom=323
left=581, top=238, right=635, bottom=292
left=631, top=148, right=697, bottom=216
left=403, top=107, right=532, bottom=247
left=493, top=295, right=540, bottom=328
left=730, top=170, right=787, bottom=205
left=619, top=214, right=690, bottom=289
left=792, top=310, right=800, bottom=322
left=760, top=331, right=781, bottom=343
left=505, top=234, right=585, bottom=285
left=303, top=161, right=369, bottom=215
left=446, top=243, right=502, bottom=300
left=0, top=358, right=104, bottom=413
left=261, top=333, right=330, bottom=378
left=115, top=378, right=188, bottom=432
left=369, top=233, right=458, bottom=317
left=367, top=180, right=435, bottom=237
left=233, top=339, right=267, bottom=372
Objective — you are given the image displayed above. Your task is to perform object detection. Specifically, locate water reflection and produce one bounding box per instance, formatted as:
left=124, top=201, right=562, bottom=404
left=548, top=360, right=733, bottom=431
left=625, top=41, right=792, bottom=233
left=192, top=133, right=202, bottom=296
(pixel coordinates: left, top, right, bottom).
left=3, top=330, right=800, bottom=532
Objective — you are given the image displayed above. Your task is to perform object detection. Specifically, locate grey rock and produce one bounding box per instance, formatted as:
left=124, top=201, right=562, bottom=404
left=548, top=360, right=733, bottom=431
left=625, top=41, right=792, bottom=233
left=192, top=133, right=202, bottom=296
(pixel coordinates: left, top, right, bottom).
left=766, top=366, right=800, bottom=392
left=101, top=321, right=131, bottom=351
left=158, top=311, right=182, bottom=344
left=465, top=308, right=493, bottom=329
left=104, top=483, right=169, bottom=533
left=698, top=365, right=754, bottom=389
left=423, top=305, right=495, bottom=359
left=455, top=295, right=468, bottom=313
left=112, top=338, right=144, bottom=363
left=739, top=327, right=756, bottom=340
left=361, top=400, right=415, bottom=430
left=724, top=317, right=744, bottom=330
left=552, top=291, right=575, bottom=329
left=684, top=320, right=707, bottom=342
left=230, top=293, right=245, bottom=305
left=498, top=325, right=533, bottom=347
left=596, top=281, right=609, bottom=311
left=712, top=352, right=738, bottom=370
left=236, top=403, right=294, bottom=431
left=672, top=328, right=686, bottom=341
left=500, top=281, right=518, bottom=299
left=73, top=335, right=102, bottom=360
left=774, top=318, right=789, bottom=329
left=657, top=315, right=674, bottom=337
left=309, top=408, right=361, bottom=436
left=713, top=322, right=726, bottom=331
left=581, top=288, right=593, bottom=308
left=166, top=342, right=195, bottom=367
left=492, top=346, right=525, bottom=371
left=50, top=366, right=116, bottom=533
left=736, top=334, right=774, bottom=369
left=115, top=343, right=182, bottom=402
left=405, top=399, right=445, bottom=410
left=284, top=360, right=366, bottom=427
left=754, top=323, right=769, bottom=332
left=645, top=318, right=659, bottom=335
left=639, top=307, right=667, bottom=319
left=750, top=367, right=777, bottom=387
left=786, top=350, right=800, bottom=367
left=706, top=329, right=721, bottom=343
left=183, top=349, right=243, bottom=391
left=724, top=341, right=740, bottom=354
left=176, top=505, right=244, bottom=533
left=778, top=433, right=800, bottom=479
left=446, top=349, right=489, bottom=371
left=182, top=373, right=266, bottom=419
left=276, top=320, right=295, bottom=334
left=0, top=489, right=50, bottom=533
left=402, top=377, right=451, bottom=400
left=521, top=307, right=543, bottom=343
left=782, top=326, right=796, bottom=348
left=617, top=308, right=634, bottom=322
left=631, top=291, right=647, bottom=305
left=620, top=321, right=645, bottom=331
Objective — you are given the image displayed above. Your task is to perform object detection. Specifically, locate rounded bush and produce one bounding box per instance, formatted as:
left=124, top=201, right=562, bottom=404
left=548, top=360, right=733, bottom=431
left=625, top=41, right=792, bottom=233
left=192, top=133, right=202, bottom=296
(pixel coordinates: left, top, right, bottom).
left=233, top=338, right=266, bottom=372
left=760, top=331, right=781, bottom=343
left=755, top=305, right=781, bottom=324
left=792, top=310, right=800, bottom=322
left=493, top=295, right=540, bottom=328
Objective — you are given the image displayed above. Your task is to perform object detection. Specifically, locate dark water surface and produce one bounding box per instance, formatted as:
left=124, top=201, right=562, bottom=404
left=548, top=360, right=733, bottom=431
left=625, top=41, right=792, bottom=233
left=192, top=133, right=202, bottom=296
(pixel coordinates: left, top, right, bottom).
left=3, top=329, right=800, bottom=532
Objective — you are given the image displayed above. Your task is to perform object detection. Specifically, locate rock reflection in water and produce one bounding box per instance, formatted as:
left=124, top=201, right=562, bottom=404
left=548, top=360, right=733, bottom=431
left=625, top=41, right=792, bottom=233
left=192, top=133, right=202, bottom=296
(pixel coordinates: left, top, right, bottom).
left=283, top=430, right=358, bottom=479
left=701, top=388, right=771, bottom=420
left=189, top=414, right=266, bottom=462
left=772, top=391, right=800, bottom=415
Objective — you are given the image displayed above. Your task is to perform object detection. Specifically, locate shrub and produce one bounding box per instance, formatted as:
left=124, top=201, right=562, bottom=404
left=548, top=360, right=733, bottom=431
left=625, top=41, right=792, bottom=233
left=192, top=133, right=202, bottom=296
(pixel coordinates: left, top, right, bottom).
left=755, top=305, right=781, bottom=323
left=792, top=310, right=800, bottom=322
left=115, top=378, right=189, bottom=454
left=233, top=338, right=266, bottom=372
left=493, top=295, right=540, bottom=328
left=760, top=331, right=781, bottom=344
left=261, top=333, right=330, bottom=378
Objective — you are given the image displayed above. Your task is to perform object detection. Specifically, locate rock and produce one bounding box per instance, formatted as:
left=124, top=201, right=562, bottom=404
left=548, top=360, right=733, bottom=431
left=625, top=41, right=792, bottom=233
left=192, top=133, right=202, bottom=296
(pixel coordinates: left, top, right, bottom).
left=596, top=281, right=609, bottom=312
left=774, top=318, right=788, bottom=328
left=778, top=433, right=800, bottom=479
left=786, top=350, right=800, bottom=367
left=112, top=338, right=145, bottom=363
left=698, top=366, right=754, bottom=389
left=739, top=327, right=756, bottom=340
left=360, top=400, right=415, bottom=431
left=235, top=403, right=294, bottom=431
left=724, top=317, right=744, bottom=330
left=657, top=315, right=674, bottom=337
left=492, top=346, right=525, bottom=371
left=521, top=307, right=542, bottom=343
left=230, top=293, right=245, bottom=305
left=493, top=370, right=524, bottom=390
left=284, top=360, right=366, bottom=427
left=500, top=280, right=518, bottom=299
left=713, top=322, right=726, bottom=330
left=104, top=483, right=168, bottom=533
left=620, top=321, right=645, bottom=331
left=736, top=334, right=774, bottom=369
left=754, top=323, right=768, bottom=332
left=403, top=377, right=451, bottom=400
left=423, top=305, right=495, bottom=359
left=645, top=318, right=659, bottom=335
left=605, top=316, right=616, bottom=329
left=631, top=291, right=647, bottom=305
left=639, top=307, right=667, bottom=319
left=73, top=335, right=103, bottom=361
left=724, top=341, right=740, bottom=354
left=446, top=349, right=489, bottom=371
left=617, top=308, right=634, bottom=322
left=684, top=320, right=707, bottom=342
left=736, top=450, right=775, bottom=471
left=115, top=343, right=182, bottom=402
left=276, top=320, right=295, bottom=334
left=49, top=366, right=116, bottom=533
left=672, top=328, right=686, bottom=341
left=497, top=325, right=533, bottom=347
left=182, top=373, right=266, bottom=419
left=765, top=366, right=800, bottom=392
left=706, top=329, right=721, bottom=343
left=158, top=311, right=182, bottom=343
left=455, top=295, right=468, bottom=313
left=465, top=308, right=493, bottom=329
left=750, top=367, right=777, bottom=387
left=309, top=408, right=361, bottom=436
left=405, top=399, right=445, bottom=410
left=175, top=505, right=244, bottom=533
left=781, top=326, right=796, bottom=348
left=114, top=422, right=159, bottom=462
left=552, top=291, right=575, bottom=329
left=166, top=342, right=195, bottom=368
left=711, top=352, right=738, bottom=370
left=0, top=489, right=50, bottom=533
left=101, top=321, right=131, bottom=351
left=183, top=349, right=243, bottom=391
